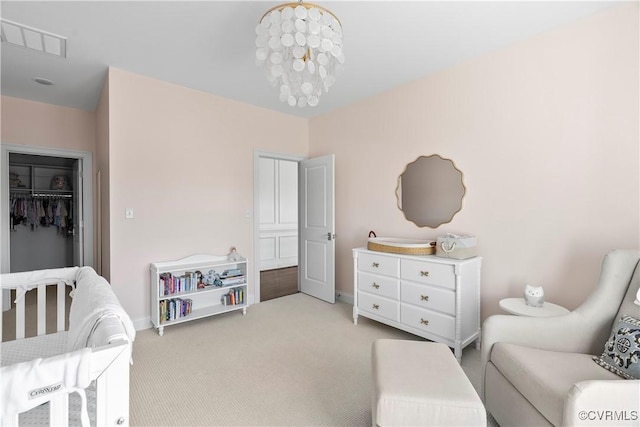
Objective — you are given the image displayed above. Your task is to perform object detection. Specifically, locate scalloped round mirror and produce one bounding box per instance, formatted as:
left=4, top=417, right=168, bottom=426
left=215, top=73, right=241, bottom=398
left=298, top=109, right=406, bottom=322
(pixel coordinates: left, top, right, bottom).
left=395, top=154, right=466, bottom=228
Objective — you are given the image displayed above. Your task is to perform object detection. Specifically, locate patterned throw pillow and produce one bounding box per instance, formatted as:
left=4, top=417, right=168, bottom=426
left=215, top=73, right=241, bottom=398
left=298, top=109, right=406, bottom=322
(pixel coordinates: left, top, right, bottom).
left=593, top=315, right=640, bottom=379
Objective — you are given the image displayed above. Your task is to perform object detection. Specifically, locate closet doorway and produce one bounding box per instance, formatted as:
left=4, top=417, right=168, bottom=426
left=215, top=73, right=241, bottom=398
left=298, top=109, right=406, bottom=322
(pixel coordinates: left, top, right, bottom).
left=8, top=153, right=79, bottom=271
left=253, top=151, right=304, bottom=303
left=1, top=144, right=93, bottom=282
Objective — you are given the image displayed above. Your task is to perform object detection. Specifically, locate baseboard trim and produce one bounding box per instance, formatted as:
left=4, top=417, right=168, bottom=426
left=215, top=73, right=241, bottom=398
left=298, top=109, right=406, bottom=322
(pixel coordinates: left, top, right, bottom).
left=336, top=291, right=354, bottom=305
left=134, top=317, right=153, bottom=331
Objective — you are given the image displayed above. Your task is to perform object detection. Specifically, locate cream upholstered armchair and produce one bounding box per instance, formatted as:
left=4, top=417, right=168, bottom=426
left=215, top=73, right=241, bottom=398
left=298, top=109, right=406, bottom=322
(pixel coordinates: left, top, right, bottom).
left=481, top=249, right=640, bottom=426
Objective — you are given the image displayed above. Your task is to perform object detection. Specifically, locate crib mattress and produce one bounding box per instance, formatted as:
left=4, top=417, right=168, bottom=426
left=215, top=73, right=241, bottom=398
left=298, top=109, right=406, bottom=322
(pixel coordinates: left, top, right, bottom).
left=1, top=332, right=68, bottom=366
left=2, top=333, right=97, bottom=427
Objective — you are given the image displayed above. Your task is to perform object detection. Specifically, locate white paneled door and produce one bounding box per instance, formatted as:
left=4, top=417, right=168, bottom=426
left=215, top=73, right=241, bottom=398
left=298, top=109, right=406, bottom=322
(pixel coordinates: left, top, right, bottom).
left=259, top=157, right=298, bottom=271
left=299, top=154, right=335, bottom=303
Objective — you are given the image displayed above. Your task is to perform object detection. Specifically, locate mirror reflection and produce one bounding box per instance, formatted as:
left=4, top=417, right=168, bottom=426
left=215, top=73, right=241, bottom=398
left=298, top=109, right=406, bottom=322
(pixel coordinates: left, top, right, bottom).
left=396, top=154, right=465, bottom=228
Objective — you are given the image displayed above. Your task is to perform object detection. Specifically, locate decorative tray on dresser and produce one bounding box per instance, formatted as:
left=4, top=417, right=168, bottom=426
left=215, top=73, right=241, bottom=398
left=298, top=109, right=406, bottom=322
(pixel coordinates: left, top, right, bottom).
left=353, top=247, right=482, bottom=362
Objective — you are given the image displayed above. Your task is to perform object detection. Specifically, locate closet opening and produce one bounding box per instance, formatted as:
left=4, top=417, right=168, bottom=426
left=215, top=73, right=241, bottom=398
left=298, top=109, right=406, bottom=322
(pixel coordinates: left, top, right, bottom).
left=8, top=153, right=80, bottom=272
left=1, top=145, right=94, bottom=313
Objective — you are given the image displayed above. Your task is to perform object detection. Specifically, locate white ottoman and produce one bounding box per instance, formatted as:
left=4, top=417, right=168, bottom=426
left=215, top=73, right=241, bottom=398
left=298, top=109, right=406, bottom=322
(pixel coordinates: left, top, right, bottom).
left=372, top=339, right=486, bottom=426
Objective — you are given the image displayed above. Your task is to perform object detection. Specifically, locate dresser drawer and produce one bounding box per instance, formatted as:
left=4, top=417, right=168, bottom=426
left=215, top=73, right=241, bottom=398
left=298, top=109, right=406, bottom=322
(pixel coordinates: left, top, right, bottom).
left=400, top=281, right=455, bottom=315
left=358, top=252, right=399, bottom=277
left=400, top=259, right=455, bottom=290
left=358, top=292, right=399, bottom=322
left=358, top=272, right=399, bottom=299
left=401, top=303, right=455, bottom=339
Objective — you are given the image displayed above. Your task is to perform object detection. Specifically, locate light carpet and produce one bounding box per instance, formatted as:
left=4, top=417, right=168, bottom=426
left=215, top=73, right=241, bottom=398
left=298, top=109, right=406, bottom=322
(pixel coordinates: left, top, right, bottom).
left=130, top=293, right=493, bottom=426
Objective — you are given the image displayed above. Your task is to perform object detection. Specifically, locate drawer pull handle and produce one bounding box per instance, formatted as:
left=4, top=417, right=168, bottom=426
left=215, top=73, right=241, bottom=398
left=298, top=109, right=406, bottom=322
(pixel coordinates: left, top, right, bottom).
left=372, top=283, right=380, bottom=289
left=420, top=318, right=429, bottom=326
left=420, top=271, right=430, bottom=277
left=421, top=295, right=429, bottom=301
left=372, top=262, right=379, bottom=268
left=372, top=304, right=380, bottom=310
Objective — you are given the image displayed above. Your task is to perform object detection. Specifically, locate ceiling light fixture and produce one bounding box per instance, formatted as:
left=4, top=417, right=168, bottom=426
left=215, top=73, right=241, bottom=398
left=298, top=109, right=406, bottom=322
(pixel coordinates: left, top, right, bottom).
left=33, top=77, right=54, bottom=86
left=255, top=1, right=344, bottom=108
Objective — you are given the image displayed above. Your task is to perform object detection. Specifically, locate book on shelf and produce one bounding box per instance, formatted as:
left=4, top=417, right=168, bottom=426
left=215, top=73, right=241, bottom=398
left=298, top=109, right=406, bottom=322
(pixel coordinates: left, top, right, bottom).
left=220, top=287, right=244, bottom=306
left=159, top=272, right=200, bottom=297
left=159, top=297, right=192, bottom=323
left=220, top=268, right=243, bottom=278
left=220, top=276, right=246, bottom=286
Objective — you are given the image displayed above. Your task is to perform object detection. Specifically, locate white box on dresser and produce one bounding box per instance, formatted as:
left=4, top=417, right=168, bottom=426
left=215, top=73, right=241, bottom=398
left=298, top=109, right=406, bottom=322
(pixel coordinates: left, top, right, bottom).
left=353, top=248, right=482, bottom=362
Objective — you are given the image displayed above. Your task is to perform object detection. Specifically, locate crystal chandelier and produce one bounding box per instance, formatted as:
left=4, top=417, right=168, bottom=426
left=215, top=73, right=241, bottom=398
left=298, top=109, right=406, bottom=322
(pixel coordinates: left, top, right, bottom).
left=255, top=1, right=344, bottom=108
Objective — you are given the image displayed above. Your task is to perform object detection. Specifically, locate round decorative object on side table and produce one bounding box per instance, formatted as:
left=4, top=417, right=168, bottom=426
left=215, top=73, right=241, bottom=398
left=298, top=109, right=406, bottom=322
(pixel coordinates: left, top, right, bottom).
left=499, top=298, right=570, bottom=317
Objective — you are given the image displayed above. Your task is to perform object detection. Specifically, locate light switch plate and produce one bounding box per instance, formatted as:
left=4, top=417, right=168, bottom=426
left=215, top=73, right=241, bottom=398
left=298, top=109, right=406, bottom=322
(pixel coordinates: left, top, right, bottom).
left=125, top=208, right=134, bottom=219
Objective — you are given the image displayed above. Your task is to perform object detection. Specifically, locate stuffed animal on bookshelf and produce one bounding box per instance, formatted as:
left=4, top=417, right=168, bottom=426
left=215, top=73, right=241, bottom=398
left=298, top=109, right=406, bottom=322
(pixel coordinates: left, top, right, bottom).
left=524, top=284, right=545, bottom=307
left=196, top=271, right=205, bottom=289
left=228, top=246, right=242, bottom=261
left=204, top=270, right=222, bottom=286
left=204, top=270, right=215, bottom=286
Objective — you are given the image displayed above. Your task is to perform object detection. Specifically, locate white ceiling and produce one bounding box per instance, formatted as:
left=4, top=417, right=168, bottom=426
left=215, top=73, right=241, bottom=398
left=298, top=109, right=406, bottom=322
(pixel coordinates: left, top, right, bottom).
left=0, top=1, right=621, bottom=119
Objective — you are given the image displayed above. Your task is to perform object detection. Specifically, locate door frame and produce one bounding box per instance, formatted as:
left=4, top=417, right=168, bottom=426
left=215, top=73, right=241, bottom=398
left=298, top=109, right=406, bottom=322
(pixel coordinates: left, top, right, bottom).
left=252, top=150, right=304, bottom=304
left=1, top=143, right=94, bottom=275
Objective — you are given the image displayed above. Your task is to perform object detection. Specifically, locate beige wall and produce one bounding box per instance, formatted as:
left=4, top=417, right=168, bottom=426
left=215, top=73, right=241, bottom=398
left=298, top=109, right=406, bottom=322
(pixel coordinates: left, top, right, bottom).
left=309, top=4, right=639, bottom=318
left=1, top=96, right=97, bottom=276
left=1, top=4, right=637, bottom=325
left=106, top=68, right=308, bottom=323
left=1, top=96, right=95, bottom=152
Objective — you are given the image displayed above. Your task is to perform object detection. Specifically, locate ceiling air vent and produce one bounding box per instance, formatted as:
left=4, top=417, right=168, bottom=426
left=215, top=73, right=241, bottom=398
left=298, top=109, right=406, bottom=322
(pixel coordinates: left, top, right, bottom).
left=0, top=19, right=66, bottom=58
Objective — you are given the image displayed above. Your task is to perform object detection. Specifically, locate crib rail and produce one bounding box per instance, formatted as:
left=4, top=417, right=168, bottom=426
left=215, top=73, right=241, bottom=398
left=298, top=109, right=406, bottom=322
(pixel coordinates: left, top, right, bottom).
left=1, top=267, right=78, bottom=341
left=93, top=339, right=131, bottom=426
left=1, top=339, right=131, bottom=426
left=13, top=282, right=70, bottom=340
left=1, top=267, right=133, bottom=426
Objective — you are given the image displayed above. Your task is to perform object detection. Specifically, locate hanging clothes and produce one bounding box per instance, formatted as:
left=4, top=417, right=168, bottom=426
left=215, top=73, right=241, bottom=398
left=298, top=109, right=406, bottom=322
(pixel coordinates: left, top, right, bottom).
left=9, top=195, right=73, bottom=236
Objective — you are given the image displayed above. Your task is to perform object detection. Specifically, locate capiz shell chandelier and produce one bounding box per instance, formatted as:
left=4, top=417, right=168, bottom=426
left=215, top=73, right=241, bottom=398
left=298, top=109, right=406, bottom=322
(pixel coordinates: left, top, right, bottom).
left=255, top=2, right=344, bottom=108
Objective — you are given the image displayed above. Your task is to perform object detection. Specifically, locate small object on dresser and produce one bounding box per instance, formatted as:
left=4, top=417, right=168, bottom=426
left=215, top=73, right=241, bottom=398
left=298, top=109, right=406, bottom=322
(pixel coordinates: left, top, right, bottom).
left=367, top=231, right=436, bottom=256
left=435, top=233, right=477, bottom=259
left=523, top=284, right=545, bottom=307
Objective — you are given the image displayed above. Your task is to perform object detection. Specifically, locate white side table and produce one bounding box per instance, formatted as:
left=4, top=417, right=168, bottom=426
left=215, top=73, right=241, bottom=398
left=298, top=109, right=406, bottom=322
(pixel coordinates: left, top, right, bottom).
left=499, top=298, right=570, bottom=317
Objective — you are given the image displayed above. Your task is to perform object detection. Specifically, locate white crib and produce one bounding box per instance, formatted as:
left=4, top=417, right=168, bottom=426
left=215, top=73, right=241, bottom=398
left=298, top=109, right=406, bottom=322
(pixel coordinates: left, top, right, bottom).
left=0, top=267, right=135, bottom=426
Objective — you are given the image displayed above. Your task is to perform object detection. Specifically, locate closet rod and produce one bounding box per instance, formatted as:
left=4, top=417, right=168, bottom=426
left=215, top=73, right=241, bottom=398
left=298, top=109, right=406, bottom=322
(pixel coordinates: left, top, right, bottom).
left=10, top=192, right=73, bottom=199
left=32, top=193, right=73, bottom=198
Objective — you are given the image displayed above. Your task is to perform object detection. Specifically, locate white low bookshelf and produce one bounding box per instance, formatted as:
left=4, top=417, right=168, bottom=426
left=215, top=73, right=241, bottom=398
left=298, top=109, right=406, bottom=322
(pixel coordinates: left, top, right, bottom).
left=150, top=254, right=248, bottom=336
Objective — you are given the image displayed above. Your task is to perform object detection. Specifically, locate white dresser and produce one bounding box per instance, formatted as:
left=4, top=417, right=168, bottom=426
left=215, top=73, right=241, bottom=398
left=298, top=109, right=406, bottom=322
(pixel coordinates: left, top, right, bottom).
left=353, top=248, right=481, bottom=362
